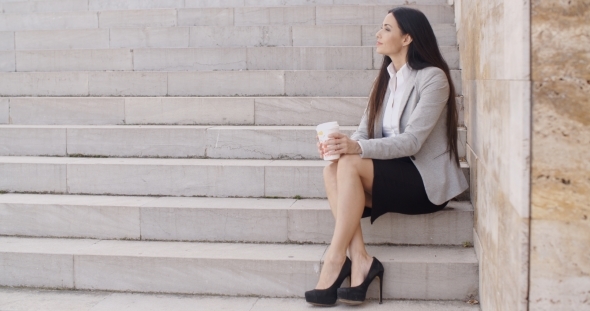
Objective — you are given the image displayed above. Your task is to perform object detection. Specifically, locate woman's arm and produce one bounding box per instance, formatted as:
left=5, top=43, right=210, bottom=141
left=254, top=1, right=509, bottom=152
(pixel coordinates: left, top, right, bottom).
left=355, top=67, right=450, bottom=160
left=350, top=105, right=370, bottom=141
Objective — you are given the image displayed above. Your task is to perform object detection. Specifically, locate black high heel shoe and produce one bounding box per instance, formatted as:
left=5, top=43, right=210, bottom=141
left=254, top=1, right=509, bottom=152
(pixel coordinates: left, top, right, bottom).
left=305, top=257, right=352, bottom=306
left=337, top=257, right=384, bottom=305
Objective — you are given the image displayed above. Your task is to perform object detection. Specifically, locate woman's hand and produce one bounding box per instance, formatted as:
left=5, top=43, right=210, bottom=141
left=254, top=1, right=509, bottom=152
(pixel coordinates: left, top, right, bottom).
left=319, top=132, right=362, bottom=158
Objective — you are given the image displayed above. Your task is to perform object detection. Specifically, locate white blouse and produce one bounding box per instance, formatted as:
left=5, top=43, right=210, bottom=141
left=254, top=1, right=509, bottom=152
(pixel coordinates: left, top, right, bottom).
left=382, top=62, right=410, bottom=137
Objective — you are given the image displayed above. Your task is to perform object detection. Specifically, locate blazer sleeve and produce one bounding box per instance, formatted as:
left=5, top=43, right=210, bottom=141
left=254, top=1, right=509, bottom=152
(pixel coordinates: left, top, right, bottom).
left=350, top=105, right=369, bottom=141
left=355, top=67, right=450, bottom=159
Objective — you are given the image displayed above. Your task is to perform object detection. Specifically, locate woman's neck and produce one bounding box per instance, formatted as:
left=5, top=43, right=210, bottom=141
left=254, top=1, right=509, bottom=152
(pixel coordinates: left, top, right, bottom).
left=389, top=52, right=407, bottom=72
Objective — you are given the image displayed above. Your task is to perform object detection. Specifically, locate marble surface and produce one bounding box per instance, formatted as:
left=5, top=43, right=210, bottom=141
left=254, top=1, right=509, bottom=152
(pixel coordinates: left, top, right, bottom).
left=456, top=0, right=531, bottom=310
left=530, top=0, right=590, bottom=309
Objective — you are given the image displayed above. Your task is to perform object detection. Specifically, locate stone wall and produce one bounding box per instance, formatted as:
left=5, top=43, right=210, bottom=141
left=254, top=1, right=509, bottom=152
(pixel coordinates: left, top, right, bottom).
left=530, top=0, right=590, bottom=309
left=454, top=0, right=531, bottom=310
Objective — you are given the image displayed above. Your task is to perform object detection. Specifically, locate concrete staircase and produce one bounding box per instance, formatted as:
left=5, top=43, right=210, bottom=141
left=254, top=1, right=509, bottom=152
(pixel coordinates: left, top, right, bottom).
left=0, top=0, right=479, bottom=309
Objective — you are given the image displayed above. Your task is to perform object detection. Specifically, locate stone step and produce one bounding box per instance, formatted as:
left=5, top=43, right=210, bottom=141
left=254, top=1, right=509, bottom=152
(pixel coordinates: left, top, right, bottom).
left=0, top=69, right=462, bottom=96
left=0, top=194, right=473, bottom=245
left=0, top=5, right=454, bottom=31
left=0, top=125, right=467, bottom=160
left=0, top=236, right=479, bottom=300
left=1, top=96, right=465, bottom=127
left=7, top=46, right=459, bottom=72
left=0, top=0, right=89, bottom=14
left=8, top=24, right=456, bottom=50
left=1, top=0, right=451, bottom=14
left=0, top=287, right=481, bottom=311
left=0, top=156, right=470, bottom=199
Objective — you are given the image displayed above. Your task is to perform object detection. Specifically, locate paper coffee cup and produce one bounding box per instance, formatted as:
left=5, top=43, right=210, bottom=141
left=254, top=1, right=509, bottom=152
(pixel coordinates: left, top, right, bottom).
left=316, top=121, right=340, bottom=161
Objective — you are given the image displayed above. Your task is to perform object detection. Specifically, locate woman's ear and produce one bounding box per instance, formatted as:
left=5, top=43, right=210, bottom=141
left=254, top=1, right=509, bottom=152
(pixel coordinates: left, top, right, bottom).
left=403, top=34, right=413, bottom=47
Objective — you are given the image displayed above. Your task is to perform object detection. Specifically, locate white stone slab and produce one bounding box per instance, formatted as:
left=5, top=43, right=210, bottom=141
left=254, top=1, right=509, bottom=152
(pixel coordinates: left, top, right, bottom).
left=15, top=29, right=109, bottom=50
left=0, top=72, right=88, bottom=96
left=285, top=70, right=376, bottom=96
left=99, top=9, right=177, bottom=28
left=205, top=126, right=355, bottom=159
left=140, top=197, right=293, bottom=242
left=110, top=27, right=189, bottom=48
left=292, top=25, right=361, bottom=46
left=0, top=31, right=14, bottom=50
left=167, top=71, right=285, bottom=96
left=0, top=160, right=66, bottom=193
left=317, top=5, right=455, bottom=25
left=88, top=72, right=167, bottom=96
left=265, top=160, right=327, bottom=198
left=0, top=237, right=477, bottom=299
left=67, top=126, right=208, bottom=158
left=1, top=0, right=88, bottom=13
left=0, top=287, right=110, bottom=311
left=9, top=97, right=125, bottom=125
left=367, top=245, right=478, bottom=300
left=0, top=253, right=74, bottom=288
left=457, top=95, right=464, bottom=126
left=90, top=0, right=184, bottom=10
left=177, top=8, right=233, bottom=26
left=0, top=98, right=8, bottom=124
left=451, top=69, right=462, bottom=95
left=243, top=0, right=331, bottom=5
left=0, top=194, right=473, bottom=245
left=0, top=50, right=14, bottom=71
left=288, top=199, right=474, bottom=245
left=124, top=97, right=254, bottom=125
left=234, top=7, right=315, bottom=26
left=185, top=0, right=245, bottom=7
left=316, top=5, right=375, bottom=25
left=458, top=127, right=466, bottom=159
left=0, top=194, right=148, bottom=239
left=16, top=49, right=133, bottom=72
left=335, top=0, right=447, bottom=3
left=0, top=12, right=98, bottom=31
left=247, top=46, right=373, bottom=70
left=133, top=48, right=247, bottom=71
left=0, top=237, right=98, bottom=288
left=254, top=97, right=366, bottom=126
left=0, top=126, right=66, bottom=156
left=0, top=287, right=481, bottom=311
left=189, top=25, right=291, bottom=47
left=66, top=158, right=269, bottom=197
left=252, top=298, right=479, bottom=311
left=73, top=240, right=325, bottom=297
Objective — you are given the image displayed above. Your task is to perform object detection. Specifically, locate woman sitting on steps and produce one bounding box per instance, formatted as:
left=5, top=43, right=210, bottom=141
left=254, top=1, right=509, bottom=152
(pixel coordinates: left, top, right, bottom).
left=305, top=7, right=469, bottom=306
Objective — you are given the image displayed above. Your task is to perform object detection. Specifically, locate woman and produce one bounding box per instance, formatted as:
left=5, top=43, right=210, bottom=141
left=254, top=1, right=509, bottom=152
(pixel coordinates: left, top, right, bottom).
left=304, top=7, right=469, bottom=306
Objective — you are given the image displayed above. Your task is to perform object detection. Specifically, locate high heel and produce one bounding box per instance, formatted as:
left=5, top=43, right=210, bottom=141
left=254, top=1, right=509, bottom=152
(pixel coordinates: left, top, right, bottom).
left=305, top=257, right=352, bottom=306
left=337, top=257, right=384, bottom=305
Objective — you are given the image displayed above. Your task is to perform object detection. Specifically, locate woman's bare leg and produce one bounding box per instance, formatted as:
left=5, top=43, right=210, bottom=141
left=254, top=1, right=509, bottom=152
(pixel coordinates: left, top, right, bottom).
left=315, top=155, right=376, bottom=289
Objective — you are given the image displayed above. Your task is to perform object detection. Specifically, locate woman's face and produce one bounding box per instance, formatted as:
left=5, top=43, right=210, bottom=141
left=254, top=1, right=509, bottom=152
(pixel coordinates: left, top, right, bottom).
left=375, top=13, right=411, bottom=58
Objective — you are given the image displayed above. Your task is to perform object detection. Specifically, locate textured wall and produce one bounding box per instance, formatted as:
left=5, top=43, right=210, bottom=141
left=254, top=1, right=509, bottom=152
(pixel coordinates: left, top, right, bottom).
left=454, top=0, right=531, bottom=310
left=530, top=0, right=590, bottom=309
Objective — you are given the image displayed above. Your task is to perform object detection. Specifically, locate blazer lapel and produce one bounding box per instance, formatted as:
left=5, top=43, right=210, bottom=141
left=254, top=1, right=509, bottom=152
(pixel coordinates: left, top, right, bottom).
left=395, top=69, right=418, bottom=127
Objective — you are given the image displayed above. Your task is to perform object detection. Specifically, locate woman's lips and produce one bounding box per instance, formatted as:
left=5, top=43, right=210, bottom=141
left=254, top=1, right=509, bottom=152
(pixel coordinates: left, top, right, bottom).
left=376, top=42, right=382, bottom=46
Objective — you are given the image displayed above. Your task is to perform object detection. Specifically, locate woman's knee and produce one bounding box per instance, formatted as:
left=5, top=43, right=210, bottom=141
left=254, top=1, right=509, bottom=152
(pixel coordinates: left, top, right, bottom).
left=336, top=154, right=361, bottom=172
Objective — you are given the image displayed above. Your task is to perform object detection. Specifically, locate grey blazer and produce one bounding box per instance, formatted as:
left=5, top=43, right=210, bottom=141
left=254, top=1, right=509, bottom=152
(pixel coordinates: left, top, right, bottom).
left=351, top=66, right=468, bottom=205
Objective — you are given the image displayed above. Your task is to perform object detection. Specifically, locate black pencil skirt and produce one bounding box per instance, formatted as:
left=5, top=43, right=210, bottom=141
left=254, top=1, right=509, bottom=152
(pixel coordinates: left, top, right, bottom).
left=361, top=156, right=449, bottom=224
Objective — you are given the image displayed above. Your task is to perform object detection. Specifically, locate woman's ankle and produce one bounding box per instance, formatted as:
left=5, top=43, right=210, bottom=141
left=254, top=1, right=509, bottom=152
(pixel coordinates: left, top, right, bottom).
left=350, top=252, right=372, bottom=264
left=324, top=250, right=347, bottom=266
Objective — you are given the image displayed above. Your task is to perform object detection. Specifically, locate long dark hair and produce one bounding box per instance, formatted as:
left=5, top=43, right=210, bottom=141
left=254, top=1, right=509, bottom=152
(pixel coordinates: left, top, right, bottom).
left=367, top=7, right=460, bottom=166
